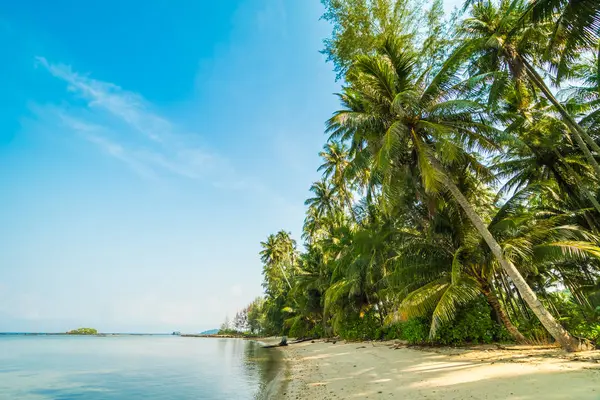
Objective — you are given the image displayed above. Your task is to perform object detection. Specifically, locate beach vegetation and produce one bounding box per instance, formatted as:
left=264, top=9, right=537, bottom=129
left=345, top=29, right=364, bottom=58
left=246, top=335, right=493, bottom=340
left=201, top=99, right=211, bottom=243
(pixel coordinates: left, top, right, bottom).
left=228, top=0, right=600, bottom=352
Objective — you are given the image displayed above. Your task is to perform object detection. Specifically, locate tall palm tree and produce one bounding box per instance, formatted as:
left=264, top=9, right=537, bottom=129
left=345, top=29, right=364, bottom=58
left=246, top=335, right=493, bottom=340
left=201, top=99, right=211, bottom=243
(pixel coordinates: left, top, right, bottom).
left=260, top=232, right=296, bottom=290
left=318, top=141, right=359, bottom=221
left=493, top=99, right=600, bottom=218
left=453, top=0, right=600, bottom=178
left=563, top=53, right=600, bottom=132
left=327, top=36, right=584, bottom=350
left=304, top=179, right=338, bottom=219
left=524, top=0, right=600, bottom=81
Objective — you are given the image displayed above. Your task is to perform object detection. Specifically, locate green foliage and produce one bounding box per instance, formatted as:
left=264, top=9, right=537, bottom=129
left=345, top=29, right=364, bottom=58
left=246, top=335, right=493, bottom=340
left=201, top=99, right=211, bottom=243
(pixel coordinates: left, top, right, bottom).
left=67, top=328, right=98, bottom=335
left=225, top=0, right=600, bottom=351
left=385, top=301, right=513, bottom=345
left=335, top=309, right=383, bottom=341
left=543, top=292, right=600, bottom=344
left=434, top=300, right=505, bottom=345
left=397, top=318, right=431, bottom=345
left=320, top=0, right=422, bottom=79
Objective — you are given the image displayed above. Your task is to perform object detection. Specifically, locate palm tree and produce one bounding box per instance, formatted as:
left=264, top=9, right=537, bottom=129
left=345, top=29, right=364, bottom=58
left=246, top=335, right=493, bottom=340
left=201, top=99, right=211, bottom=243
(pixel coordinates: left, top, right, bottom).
left=327, top=36, right=583, bottom=350
left=563, top=53, right=600, bottom=132
left=453, top=0, right=600, bottom=178
left=260, top=231, right=296, bottom=290
left=492, top=99, right=600, bottom=219
left=388, top=175, right=530, bottom=343
left=396, top=181, right=600, bottom=344
left=318, top=141, right=359, bottom=221
left=304, top=179, right=338, bottom=220
left=524, top=0, right=600, bottom=82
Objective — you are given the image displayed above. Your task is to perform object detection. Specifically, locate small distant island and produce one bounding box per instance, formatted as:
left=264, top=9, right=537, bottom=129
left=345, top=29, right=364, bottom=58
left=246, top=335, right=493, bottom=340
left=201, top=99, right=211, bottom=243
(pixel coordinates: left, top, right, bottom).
left=66, top=327, right=98, bottom=335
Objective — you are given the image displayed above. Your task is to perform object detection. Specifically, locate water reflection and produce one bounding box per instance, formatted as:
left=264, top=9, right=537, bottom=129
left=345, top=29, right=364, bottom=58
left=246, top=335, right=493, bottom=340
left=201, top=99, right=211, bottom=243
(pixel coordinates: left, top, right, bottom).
left=243, top=340, right=285, bottom=399
left=0, top=336, right=286, bottom=400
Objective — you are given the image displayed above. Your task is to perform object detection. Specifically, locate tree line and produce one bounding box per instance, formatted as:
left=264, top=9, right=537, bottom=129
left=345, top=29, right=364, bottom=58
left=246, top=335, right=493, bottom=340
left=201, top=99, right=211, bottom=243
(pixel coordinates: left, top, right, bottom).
left=226, top=0, right=600, bottom=352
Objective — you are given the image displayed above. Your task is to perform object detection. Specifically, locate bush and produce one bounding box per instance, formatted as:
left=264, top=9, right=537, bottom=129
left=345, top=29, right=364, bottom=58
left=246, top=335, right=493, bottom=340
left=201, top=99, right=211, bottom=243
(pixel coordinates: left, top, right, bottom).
left=531, top=292, right=600, bottom=345
left=336, top=309, right=383, bottom=341
left=384, top=300, right=511, bottom=345
left=288, top=317, right=311, bottom=338
left=435, top=300, right=497, bottom=345
left=399, top=317, right=430, bottom=344
left=308, top=324, right=325, bottom=338
left=382, top=318, right=429, bottom=343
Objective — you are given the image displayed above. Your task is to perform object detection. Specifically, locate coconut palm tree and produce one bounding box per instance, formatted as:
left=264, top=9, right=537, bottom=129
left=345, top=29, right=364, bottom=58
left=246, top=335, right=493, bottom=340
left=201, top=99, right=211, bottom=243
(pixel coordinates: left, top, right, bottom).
left=492, top=98, right=600, bottom=219
left=304, top=179, right=339, bottom=220
left=453, top=0, right=600, bottom=178
left=524, top=0, right=600, bottom=82
left=260, top=231, right=296, bottom=290
left=327, top=35, right=584, bottom=350
left=396, top=181, right=600, bottom=344
left=318, top=141, right=359, bottom=221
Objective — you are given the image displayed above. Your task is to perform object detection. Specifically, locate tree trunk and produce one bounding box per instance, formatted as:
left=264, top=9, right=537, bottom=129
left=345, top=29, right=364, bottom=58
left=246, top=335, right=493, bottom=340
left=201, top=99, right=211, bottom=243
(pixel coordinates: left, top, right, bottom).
left=279, top=264, right=292, bottom=290
left=551, top=149, right=600, bottom=215
left=521, top=57, right=600, bottom=178
left=344, top=188, right=360, bottom=224
left=429, top=157, right=583, bottom=352
left=480, top=282, right=528, bottom=344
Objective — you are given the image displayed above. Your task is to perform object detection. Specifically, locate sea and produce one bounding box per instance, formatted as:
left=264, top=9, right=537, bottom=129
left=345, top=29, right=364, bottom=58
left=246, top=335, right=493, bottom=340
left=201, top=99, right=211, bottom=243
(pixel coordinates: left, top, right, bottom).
left=0, top=335, right=284, bottom=399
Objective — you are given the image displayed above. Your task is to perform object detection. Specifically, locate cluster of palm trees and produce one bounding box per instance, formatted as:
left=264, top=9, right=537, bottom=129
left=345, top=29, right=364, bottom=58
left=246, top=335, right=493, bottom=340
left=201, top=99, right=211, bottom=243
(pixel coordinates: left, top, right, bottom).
left=251, top=0, right=600, bottom=352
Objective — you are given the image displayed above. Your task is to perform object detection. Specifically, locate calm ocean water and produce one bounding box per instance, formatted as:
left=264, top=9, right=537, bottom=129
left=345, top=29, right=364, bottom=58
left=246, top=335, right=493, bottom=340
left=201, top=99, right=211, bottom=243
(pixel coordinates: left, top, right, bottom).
left=0, top=335, right=283, bottom=399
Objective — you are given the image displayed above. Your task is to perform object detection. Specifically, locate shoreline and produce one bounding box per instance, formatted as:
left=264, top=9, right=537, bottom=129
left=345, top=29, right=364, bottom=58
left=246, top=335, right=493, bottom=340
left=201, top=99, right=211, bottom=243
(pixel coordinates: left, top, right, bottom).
left=276, top=340, right=600, bottom=399
left=251, top=337, right=293, bottom=399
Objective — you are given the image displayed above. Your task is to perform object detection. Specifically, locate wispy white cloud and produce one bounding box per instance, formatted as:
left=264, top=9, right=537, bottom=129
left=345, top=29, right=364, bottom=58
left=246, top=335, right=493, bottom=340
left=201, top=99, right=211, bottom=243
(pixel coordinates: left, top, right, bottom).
left=34, top=56, right=229, bottom=181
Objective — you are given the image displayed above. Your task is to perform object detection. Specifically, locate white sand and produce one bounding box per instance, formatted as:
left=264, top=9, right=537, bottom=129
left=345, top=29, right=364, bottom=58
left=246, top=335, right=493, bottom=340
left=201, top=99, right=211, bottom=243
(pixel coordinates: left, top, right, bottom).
left=277, top=341, right=600, bottom=399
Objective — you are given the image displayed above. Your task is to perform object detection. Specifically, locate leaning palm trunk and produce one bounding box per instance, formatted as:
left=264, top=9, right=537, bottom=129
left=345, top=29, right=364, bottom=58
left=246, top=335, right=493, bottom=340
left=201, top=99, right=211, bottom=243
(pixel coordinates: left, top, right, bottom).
left=551, top=149, right=600, bottom=215
left=279, top=265, right=292, bottom=290
left=429, top=157, right=583, bottom=352
left=343, top=188, right=360, bottom=224
left=480, top=281, right=528, bottom=344
left=520, top=57, right=600, bottom=179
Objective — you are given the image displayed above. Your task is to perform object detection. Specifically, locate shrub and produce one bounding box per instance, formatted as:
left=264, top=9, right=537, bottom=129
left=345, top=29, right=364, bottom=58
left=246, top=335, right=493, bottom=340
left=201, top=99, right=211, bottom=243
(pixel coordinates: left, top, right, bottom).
left=381, top=317, right=429, bottom=343
left=288, top=317, right=311, bottom=338
left=435, top=300, right=497, bottom=345
left=384, top=300, right=511, bottom=345
left=336, top=309, right=383, bottom=340
left=399, top=317, right=430, bottom=344
left=529, top=292, right=600, bottom=345
left=309, top=324, right=325, bottom=338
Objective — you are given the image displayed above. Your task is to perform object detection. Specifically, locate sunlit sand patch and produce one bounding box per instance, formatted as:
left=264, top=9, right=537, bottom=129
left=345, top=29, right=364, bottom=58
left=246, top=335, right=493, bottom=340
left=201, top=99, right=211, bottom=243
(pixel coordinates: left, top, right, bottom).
left=302, top=352, right=350, bottom=360
left=350, top=367, right=375, bottom=376
left=350, top=391, right=376, bottom=398
left=403, top=361, right=473, bottom=372
left=409, top=363, right=534, bottom=388
left=370, top=378, right=391, bottom=383
left=325, top=376, right=354, bottom=382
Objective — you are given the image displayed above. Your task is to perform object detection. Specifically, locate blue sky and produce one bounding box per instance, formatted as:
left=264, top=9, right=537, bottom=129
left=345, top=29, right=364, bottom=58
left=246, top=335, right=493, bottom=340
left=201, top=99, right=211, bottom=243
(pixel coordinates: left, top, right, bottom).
left=0, top=0, right=461, bottom=333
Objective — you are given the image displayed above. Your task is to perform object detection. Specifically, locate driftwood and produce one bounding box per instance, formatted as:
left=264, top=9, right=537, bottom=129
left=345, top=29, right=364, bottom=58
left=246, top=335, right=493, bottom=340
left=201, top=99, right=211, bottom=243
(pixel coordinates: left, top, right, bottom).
left=261, top=336, right=317, bottom=348
left=289, top=337, right=316, bottom=344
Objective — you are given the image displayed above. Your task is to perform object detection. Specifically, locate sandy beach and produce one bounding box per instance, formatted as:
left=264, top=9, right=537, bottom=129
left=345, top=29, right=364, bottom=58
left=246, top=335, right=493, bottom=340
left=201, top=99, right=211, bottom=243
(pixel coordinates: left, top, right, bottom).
left=274, top=340, right=600, bottom=399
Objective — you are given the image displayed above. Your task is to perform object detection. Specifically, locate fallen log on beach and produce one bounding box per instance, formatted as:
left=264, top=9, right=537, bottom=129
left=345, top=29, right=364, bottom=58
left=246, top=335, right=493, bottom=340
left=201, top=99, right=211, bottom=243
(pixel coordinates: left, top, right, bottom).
left=261, top=336, right=318, bottom=348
